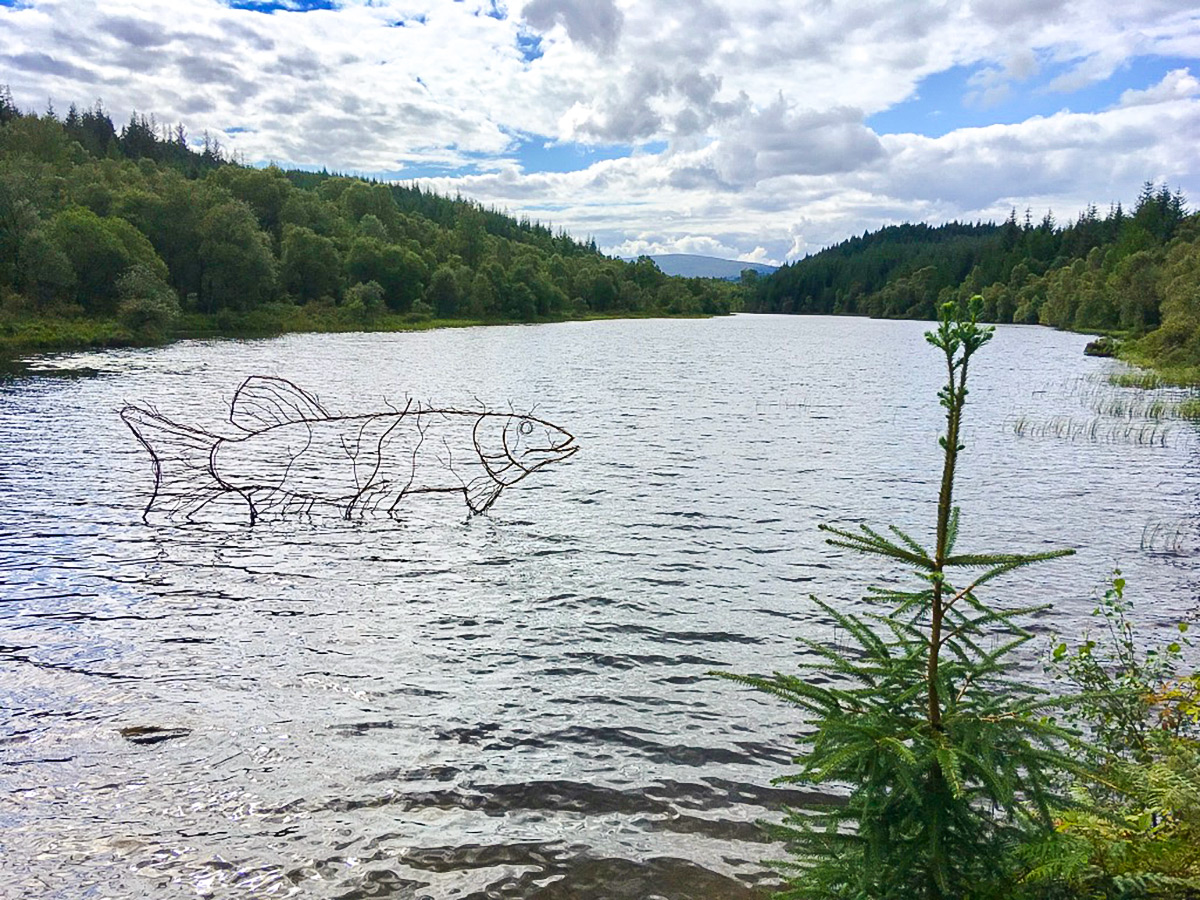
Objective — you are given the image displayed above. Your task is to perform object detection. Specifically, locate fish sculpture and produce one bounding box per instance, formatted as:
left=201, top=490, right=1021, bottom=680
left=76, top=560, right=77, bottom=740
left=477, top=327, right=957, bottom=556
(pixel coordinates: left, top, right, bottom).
left=121, top=376, right=578, bottom=523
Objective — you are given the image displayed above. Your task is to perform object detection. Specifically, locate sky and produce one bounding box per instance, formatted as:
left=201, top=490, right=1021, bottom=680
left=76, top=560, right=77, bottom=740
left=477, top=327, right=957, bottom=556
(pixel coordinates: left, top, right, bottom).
left=2, top=0, right=1200, bottom=264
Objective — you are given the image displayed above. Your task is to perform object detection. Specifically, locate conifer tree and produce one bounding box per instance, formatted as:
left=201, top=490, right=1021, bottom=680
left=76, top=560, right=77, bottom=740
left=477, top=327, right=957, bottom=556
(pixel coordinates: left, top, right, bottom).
left=717, top=298, right=1085, bottom=899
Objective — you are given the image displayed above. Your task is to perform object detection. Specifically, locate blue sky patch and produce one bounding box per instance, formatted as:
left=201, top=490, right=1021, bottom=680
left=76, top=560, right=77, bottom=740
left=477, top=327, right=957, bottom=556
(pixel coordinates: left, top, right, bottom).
left=513, top=137, right=667, bottom=174
left=867, top=55, right=1198, bottom=137
left=225, top=0, right=336, bottom=12
left=517, top=30, right=543, bottom=63
left=381, top=154, right=496, bottom=180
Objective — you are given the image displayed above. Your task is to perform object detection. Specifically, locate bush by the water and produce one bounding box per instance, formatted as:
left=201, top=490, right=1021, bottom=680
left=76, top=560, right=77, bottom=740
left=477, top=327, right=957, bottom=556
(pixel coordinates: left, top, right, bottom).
left=116, top=263, right=180, bottom=338
left=1085, top=336, right=1120, bottom=357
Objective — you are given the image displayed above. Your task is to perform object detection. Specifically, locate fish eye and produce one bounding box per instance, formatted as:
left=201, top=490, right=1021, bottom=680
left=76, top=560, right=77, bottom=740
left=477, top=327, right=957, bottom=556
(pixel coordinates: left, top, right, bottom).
left=519, top=421, right=534, bottom=435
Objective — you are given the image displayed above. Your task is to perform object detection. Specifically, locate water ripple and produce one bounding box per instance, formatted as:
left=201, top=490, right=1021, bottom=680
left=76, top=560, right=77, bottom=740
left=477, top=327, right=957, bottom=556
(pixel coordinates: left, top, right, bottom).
left=1, top=316, right=1196, bottom=898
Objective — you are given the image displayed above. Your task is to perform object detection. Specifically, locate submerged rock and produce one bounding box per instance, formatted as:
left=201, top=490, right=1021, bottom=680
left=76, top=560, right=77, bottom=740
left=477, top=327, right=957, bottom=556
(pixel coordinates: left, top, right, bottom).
left=119, top=725, right=191, bottom=746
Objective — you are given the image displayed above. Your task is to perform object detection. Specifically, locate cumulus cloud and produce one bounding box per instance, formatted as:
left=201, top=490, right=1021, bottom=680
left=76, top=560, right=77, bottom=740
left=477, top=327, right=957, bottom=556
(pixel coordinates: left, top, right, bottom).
left=413, top=95, right=1200, bottom=263
left=3, top=51, right=98, bottom=82
left=1119, top=68, right=1200, bottom=107
left=522, top=0, right=623, bottom=54
left=98, top=15, right=173, bottom=48
left=712, top=100, right=884, bottom=185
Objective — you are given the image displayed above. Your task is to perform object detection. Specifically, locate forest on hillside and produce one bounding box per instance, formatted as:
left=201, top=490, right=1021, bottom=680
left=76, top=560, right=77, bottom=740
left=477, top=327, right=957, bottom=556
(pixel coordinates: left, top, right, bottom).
left=0, top=88, right=740, bottom=352
left=747, top=186, right=1200, bottom=372
left=4, top=83, right=1197, bottom=375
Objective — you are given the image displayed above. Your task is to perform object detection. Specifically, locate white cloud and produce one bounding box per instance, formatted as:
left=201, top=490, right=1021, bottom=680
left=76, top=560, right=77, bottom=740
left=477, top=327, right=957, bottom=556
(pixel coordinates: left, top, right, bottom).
left=414, top=96, right=1200, bottom=263
left=1, top=0, right=1199, bottom=262
left=522, top=0, right=624, bottom=55
left=1119, top=68, right=1200, bottom=107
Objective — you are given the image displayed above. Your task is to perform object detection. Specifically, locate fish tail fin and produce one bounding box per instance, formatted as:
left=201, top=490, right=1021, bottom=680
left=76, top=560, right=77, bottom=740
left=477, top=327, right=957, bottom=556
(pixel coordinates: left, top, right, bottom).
left=120, top=404, right=225, bottom=521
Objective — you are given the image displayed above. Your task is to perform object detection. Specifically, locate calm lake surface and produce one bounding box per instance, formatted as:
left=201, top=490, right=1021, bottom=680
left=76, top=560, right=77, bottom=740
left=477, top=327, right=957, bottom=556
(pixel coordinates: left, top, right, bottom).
left=2, top=315, right=1197, bottom=899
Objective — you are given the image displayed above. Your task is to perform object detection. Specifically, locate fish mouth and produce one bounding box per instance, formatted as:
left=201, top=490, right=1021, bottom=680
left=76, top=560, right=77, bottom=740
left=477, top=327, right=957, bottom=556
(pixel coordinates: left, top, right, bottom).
left=523, top=436, right=578, bottom=465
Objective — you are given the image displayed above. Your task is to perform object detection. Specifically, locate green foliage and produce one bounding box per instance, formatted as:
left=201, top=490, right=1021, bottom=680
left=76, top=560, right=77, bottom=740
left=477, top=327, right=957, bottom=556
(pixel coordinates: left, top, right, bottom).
left=1128, top=233, right=1200, bottom=371
left=281, top=225, right=341, bottom=303
left=750, top=184, right=1200, bottom=376
left=716, top=299, right=1082, bottom=900
left=406, top=297, right=434, bottom=322
left=1018, top=728, right=1200, bottom=900
left=346, top=237, right=426, bottom=312
left=48, top=206, right=166, bottom=313
left=1050, top=574, right=1192, bottom=760
left=0, top=86, right=744, bottom=354
left=1019, top=582, right=1200, bottom=899
left=116, top=263, right=179, bottom=337
left=343, top=280, right=385, bottom=322
left=210, top=164, right=291, bottom=237
left=197, top=200, right=278, bottom=312
left=426, top=264, right=463, bottom=318
left=17, top=227, right=75, bottom=305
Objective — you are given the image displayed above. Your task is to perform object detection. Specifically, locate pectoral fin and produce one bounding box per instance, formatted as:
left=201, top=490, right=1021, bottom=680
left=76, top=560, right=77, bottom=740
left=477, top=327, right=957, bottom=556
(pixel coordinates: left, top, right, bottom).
left=229, top=376, right=330, bottom=432
left=465, top=477, right=503, bottom=515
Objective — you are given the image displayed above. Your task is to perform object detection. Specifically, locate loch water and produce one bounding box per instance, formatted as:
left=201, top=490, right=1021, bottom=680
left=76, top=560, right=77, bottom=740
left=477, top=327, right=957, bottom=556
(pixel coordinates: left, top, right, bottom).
left=1, top=315, right=1197, bottom=899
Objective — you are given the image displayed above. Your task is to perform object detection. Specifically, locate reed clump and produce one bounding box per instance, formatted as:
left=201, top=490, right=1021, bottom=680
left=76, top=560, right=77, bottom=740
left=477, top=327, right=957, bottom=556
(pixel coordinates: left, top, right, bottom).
left=1108, top=371, right=1166, bottom=390
left=1010, top=416, right=1178, bottom=447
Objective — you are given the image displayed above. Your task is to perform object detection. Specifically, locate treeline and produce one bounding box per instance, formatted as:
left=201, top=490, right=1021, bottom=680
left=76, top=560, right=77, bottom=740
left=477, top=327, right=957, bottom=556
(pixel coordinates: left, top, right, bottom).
left=749, top=186, right=1200, bottom=372
left=0, top=88, right=740, bottom=349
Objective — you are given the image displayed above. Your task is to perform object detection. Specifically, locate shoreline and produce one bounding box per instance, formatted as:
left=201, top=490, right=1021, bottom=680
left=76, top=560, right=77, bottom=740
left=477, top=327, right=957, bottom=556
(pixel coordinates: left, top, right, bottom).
left=0, top=308, right=721, bottom=376
left=5, top=308, right=1197, bottom=387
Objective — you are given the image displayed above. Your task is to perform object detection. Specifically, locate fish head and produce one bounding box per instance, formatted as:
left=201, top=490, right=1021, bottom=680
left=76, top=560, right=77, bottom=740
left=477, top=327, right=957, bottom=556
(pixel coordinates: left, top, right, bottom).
left=500, top=413, right=578, bottom=474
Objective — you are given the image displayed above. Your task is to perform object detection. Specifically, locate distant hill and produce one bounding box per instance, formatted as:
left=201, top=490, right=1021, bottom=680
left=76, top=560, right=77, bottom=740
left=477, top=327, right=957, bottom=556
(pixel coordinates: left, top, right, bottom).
left=645, top=254, right=777, bottom=280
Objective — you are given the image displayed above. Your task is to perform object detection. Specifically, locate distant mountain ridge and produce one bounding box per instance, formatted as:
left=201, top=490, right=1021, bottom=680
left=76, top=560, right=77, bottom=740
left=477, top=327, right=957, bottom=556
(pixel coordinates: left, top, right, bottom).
left=642, top=254, right=778, bottom=280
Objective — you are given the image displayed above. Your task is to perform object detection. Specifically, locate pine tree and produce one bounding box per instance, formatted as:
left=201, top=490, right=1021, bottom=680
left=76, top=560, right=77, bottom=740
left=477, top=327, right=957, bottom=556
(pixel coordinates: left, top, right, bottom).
left=716, top=298, right=1085, bottom=899
left=0, top=84, right=18, bottom=125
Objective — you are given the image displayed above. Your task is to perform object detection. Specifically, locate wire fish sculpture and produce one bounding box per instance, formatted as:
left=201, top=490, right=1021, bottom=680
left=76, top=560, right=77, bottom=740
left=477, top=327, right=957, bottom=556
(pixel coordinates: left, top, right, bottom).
left=121, top=376, right=578, bottom=523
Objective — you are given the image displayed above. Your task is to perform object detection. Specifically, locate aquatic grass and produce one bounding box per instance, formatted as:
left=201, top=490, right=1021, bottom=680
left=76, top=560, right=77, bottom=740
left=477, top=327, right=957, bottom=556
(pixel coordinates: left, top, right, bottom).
left=1107, top=366, right=1200, bottom=390
left=1009, top=416, right=1184, bottom=447
left=1090, top=396, right=1162, bottom=420
left=1140, top=520, right=1193, bottom=555
left=1071, top=367, right=1200, bottom=424
left=1089, top=395, right=1188, bottom=421
left=1108, top=371, right=1165, bottom=390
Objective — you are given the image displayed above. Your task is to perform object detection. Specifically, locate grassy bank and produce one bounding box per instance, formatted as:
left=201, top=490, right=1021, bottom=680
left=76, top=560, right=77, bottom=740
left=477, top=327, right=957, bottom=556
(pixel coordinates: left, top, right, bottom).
left=1117, top=342, right=1200, bottom=388
left=0, top=303, right=716, bottom=364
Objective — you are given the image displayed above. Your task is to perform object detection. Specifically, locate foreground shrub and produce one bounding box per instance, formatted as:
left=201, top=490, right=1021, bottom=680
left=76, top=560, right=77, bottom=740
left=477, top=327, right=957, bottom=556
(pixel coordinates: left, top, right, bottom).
left=1018, top=579, right=1200, bottom=899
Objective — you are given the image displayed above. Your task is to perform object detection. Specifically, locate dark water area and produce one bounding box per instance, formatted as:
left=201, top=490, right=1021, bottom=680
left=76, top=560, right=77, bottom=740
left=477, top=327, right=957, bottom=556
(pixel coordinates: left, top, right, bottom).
left=1, top=315, right=1197, bottom=899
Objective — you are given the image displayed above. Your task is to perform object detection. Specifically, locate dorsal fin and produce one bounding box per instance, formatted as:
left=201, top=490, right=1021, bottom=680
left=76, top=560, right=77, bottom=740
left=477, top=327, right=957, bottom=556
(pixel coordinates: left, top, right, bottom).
left=229, top=376, right=330, bottom=432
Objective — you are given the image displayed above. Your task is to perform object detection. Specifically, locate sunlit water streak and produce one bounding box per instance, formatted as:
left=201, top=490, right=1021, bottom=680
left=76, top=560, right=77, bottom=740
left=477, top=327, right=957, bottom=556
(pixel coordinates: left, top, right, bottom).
left=1, top=315, right=1196, bottom=898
